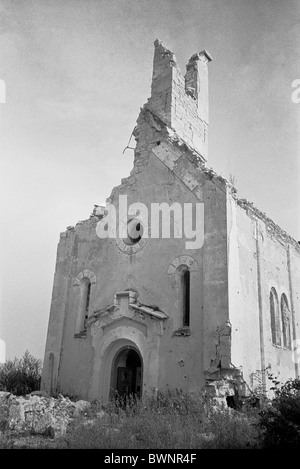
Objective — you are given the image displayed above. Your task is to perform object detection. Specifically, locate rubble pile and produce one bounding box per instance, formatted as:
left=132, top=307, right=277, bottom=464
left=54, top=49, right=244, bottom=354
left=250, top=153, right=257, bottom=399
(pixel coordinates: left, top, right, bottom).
left=0, top=391, right=91, bottom=438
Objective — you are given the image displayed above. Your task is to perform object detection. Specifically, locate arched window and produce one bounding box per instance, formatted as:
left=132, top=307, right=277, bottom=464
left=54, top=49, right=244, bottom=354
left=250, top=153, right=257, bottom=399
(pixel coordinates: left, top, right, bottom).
left=76, top=278, right=91, bottom=334
left=73, top=270, right=96, bottom=336
left=181, top=267, right=190, bottom=328
left=281, top=294, right=291, bottom=349
left=270, top=288, right=281, bottom=346
left=85, top=280, right=91, bottom=315
left=169, top=258, right=197, bottom=335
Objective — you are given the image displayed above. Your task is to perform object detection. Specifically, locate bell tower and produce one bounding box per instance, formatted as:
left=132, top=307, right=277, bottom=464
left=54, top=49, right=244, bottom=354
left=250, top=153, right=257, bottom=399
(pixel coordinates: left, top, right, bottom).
left=147, top=39, right=212, bottom=162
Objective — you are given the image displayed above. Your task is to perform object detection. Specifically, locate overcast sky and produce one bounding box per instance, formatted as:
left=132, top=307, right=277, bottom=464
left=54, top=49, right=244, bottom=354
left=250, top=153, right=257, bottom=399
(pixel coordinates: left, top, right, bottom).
left=0, top=0, right=299, bottom=360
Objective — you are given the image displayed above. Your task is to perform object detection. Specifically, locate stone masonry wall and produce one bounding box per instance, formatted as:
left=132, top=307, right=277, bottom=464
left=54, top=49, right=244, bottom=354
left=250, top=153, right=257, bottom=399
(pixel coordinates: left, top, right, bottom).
left=146, top=39, right=212, bottom=162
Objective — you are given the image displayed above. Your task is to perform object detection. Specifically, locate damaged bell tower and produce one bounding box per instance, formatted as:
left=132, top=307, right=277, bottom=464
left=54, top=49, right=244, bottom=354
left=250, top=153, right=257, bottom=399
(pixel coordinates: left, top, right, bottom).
left=148, top=39, right=212, bottom=162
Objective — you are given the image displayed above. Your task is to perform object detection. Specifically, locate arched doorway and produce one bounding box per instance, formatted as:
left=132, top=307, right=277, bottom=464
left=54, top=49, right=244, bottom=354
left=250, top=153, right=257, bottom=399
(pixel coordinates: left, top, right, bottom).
left=110, top=347, right=143, bottom=399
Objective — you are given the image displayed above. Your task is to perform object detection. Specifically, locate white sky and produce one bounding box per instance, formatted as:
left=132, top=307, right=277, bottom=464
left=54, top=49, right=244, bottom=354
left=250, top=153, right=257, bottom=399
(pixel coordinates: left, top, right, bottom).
left=0, top=0, right=299, bottom=360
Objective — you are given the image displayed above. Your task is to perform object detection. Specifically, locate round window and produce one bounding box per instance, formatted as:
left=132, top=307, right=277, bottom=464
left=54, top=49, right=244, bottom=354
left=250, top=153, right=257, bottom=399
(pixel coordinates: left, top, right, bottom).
left=123, top=219, right=144, bottom=245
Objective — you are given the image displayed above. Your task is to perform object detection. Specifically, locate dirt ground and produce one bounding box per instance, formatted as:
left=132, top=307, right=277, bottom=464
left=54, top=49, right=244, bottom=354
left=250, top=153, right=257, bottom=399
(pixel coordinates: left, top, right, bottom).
left=0, top=432, right=69, bottom=449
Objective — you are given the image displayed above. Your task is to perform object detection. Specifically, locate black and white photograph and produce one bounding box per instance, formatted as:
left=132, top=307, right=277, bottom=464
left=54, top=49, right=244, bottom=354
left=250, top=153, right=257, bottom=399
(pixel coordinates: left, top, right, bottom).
left=0, top=0, right=300, bottom=452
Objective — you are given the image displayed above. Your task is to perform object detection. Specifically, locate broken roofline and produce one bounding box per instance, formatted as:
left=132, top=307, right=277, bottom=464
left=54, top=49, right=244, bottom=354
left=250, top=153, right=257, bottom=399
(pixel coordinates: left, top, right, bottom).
left=69, top=39, right=299, bottom=252
left=149, top=39, right=298, bottom=250
left=80, top=125, right=299, bottom=252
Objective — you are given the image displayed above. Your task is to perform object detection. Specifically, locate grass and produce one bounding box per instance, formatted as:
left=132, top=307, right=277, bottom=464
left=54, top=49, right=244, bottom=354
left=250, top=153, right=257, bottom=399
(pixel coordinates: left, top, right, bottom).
left=0, top=390, right=262, bottom=449
left=65, top=392, right=260, bottom=449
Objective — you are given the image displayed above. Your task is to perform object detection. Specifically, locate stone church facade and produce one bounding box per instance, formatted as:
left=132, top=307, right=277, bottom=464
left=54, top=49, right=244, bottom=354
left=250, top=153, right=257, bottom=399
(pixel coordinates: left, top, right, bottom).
left=41, top=40, right=300, bottom=403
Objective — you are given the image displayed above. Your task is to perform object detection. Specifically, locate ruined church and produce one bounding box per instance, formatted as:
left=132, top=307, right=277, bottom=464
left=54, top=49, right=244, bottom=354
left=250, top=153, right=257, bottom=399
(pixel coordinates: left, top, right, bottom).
left=41, top=40, right=300, bottom=403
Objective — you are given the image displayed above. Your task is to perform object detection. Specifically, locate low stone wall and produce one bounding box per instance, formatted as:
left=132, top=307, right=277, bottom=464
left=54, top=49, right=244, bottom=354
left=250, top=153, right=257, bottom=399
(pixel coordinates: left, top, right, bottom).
left=0, top=391, right=91, bottom=438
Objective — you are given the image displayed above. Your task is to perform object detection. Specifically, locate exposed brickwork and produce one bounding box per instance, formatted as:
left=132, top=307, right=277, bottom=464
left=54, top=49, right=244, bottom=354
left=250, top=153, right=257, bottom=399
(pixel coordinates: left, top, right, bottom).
left=145, top=39, right=212, bottom=162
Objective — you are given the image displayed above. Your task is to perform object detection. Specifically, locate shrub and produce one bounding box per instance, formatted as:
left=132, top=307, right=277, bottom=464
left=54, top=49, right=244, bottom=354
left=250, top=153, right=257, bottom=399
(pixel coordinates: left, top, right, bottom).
left=208, top=408, right=259, bottom=449
left=258, top=378, right=300, bottom=448
left=0, top=350, right=42, bottom=395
